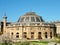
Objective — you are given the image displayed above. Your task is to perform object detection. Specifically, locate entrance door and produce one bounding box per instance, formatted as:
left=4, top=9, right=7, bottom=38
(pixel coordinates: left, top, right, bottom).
left=38, top=32, right=42, bottom=39
left=38, top=35, right=42, bottom=39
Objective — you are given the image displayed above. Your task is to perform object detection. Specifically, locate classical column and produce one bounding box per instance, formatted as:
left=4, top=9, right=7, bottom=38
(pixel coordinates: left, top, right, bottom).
left=48, top=28, right=50, bottom=39
left=34, top=25, right=38, bottom=39
left=3, top=14, right=7, bottom=34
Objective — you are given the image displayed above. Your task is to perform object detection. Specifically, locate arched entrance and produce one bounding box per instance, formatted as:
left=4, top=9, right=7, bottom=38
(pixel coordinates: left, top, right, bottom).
left=38, top=32, right=42, bottom=39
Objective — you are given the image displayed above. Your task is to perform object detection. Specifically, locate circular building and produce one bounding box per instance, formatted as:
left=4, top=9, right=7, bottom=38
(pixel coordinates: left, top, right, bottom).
left=3, top=12, right=56, bottom=41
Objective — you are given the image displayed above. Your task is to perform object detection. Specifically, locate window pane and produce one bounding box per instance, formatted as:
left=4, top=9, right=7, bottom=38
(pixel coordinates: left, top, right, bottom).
left=25, top=17, right=29, bottom=22
left=36, top=17, right=40, bottom=22
left=31, top=17, right=35, bottom=22
left=20, top=17, right=24, bottom=22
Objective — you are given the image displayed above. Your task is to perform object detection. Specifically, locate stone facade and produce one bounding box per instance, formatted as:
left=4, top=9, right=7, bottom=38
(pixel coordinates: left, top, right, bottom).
left=53, top=22, right=60, bottom=37
left=6, top=23, right=56, bottom=40
left=0, top=12, right=59, bottom=41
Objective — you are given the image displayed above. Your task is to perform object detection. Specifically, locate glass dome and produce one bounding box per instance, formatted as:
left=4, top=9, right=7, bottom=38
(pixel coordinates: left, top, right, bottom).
left=18, top=12, right=44, bottom=23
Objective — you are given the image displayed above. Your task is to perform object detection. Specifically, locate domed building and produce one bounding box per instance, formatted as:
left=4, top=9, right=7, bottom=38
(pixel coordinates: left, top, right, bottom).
left=18, top=12, right=44, bottom=23
left=1, top=12, right=56, bottom=41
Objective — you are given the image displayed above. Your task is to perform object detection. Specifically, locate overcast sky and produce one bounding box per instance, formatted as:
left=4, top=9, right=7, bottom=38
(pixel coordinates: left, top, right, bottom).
left=0, top=0, right=60, bottom=22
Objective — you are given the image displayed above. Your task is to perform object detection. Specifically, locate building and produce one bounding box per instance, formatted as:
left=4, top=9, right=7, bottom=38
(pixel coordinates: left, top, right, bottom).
left=0, top=12, right=60, bottom=41
left=0, top=21, right=3, bottom=33
left=53, top=21, right=60, bottom=37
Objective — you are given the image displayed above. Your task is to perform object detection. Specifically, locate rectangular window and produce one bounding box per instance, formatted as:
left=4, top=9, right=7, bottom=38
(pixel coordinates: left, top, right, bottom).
left=45, top=35, right=47, bottom=38
left=36, top=17, right=40, bottom=22
left=31, top=35, right=34, bottom=39
left=23, top=32, right=27, bottom=34
left=23, top=35, right=27, bottom=38
left=16, top=35, right=19, bottom=38
left=50, top=32, right=52, bottom=38
left=31, top=17, right=35, bottom=22
left=31, top=32, right=34, bottom=34
left=31, top=32, right=34, bottom=39
left=25, top=17, right=29, bottom=22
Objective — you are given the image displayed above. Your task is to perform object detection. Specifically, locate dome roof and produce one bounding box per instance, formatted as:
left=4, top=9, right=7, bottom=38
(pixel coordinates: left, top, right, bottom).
left=18, top=12, right=44, bottom=23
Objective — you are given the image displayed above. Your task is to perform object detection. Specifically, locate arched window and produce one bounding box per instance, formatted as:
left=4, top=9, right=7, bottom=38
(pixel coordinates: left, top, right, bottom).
left=11, top=32, right=13, bottom=39
left=16, top=32, right=19, bottom=34
left=38, top=32, right=41, bottom=34
left=11, top=32, right=13, bottom=35
left=45, top=32, right=47, bottom=38
left=50, top=32, right=52, bottom=38
left=23, top=32, right=27, bottom=39
left=38, top=32, right=42, bottom=39
left=16, top=32, right=19, bottom=38
left=31, top=32, right=34, bottom=39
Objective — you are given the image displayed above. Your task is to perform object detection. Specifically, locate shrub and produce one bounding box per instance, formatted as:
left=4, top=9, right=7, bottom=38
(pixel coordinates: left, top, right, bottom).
left=20, top=41, right=30, bottom=45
